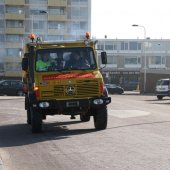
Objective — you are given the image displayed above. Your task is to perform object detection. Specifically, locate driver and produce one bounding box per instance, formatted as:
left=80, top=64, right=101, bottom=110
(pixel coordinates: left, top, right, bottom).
left=36, top=53, right=51, bottom=71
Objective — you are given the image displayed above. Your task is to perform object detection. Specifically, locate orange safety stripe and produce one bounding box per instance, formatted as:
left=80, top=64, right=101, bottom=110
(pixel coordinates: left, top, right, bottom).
left=42, top=72, right=95, bottom=80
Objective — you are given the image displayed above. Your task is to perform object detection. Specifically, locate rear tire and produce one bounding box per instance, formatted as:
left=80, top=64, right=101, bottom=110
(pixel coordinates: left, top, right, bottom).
left=17, top=90, right=24, bottom=96
left=31, top=107, right=42, bottom=133
left=80, top=113, right=90, bottom=122
left=93, top=106, right=107, bottom=130
left=157, top=95, right=163, bottom=100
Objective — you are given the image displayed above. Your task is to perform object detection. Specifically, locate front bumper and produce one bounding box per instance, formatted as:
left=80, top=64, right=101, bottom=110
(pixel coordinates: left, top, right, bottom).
left=155, top=90, right=170, bottom=96
left=31, top=97, right=111, bottom=111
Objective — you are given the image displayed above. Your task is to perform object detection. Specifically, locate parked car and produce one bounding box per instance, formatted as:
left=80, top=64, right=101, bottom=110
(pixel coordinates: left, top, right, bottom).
left=122, top=80, right=139, bottom=91
left=155, top=78, right=170, bottom=100
left=0, top=80, right=24, bottom=96
left=105, top=84, right=124, bottom=94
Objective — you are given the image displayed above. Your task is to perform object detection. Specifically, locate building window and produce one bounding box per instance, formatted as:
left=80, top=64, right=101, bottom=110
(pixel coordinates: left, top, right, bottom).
left=7, top=48, right=20, bottom=56
left=113, top=44, right=117, bottom=50
left=6, top=35, right=23, bottom=42
left=121, top=41, right=141, bottom=50
left=97, top=43, right=104, bottom=51
left=124, top=56, right=141, bottom=68
left=49, top=21, right=64, bottom=29
left=0, top=63, right=4, bottom=71
left=0, top=20, right=4, bottom=29
left=6, top=6, right=24, bottom=14
left=48, top=35, right=64, bottom=41
left=149, top=56, right=165, bottom=64
left=80, top=0, right=88, bottom=5
left=121, top=41, right=128, bottom=50
left=80, top=7, right=88, bottom=19
left=0, top=35, right=5, bottom=42
left=107, top=55, right=117, bottom=64
left=129, top=41, right=138, bottom=50
left=138, top=43, right=142, bottom=50
left=0, top=5, right=4, bottom=14
left=49, top=7, right=64, bottom=15
left=5, top=62, right=21, bottom=71
left=71, top=0, right=79, bottom=4
left=125, top=56, right=140, bottom=64
left=6, top=21, right=23, bottom=28
left=80, top=22, right=87, bottom=30
left=71, top=7, right=80, bottom=18
left=105, top=41, right=113, bottom=50
left=149, top=56, right=166, bottom=68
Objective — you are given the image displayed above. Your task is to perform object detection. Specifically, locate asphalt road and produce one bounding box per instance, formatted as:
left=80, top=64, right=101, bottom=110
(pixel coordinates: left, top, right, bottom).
left=0, top=93, right=170, bottom=170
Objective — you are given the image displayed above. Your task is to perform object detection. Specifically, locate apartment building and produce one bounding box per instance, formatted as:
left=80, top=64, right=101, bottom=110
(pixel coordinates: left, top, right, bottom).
left=0, top=0, right=91, bottom=78
left=97, top=39, right=170, bottom=93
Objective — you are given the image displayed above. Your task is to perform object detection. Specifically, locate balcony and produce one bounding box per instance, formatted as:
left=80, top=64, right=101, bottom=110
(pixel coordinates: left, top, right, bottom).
left=5, top=13, right=25, bottom=20
left=48, top=0, right=67, bottom=7
left=48, top=28, right=66, bottom=35
left=148, top=64, right=166, bottom=69
left=5, top=0, right=25, bottom=5
left=48, top=14, right=67, bottom=21
left=5, top=27, right=25, bottom=34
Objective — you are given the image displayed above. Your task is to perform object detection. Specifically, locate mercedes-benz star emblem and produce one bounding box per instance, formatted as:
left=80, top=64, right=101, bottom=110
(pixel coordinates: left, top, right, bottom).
left=66, top=85, right=75, bottom=95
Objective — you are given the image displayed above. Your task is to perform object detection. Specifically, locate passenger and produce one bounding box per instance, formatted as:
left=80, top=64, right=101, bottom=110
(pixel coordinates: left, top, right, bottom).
left=36, top=53, right=51, bottom=71
left=65, top=51, right=89, bottom=69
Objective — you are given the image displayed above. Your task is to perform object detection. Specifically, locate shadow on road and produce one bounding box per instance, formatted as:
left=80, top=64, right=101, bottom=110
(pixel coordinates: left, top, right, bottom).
left=144, top=98, right=170, bottom=104
left=0, top=120, right=96, bottom=148
left=145, top=98, right=170, bottom=101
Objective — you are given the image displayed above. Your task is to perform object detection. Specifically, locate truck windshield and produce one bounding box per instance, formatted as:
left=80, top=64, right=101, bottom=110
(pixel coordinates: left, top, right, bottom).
left=35, top=47, right=97, bottom=72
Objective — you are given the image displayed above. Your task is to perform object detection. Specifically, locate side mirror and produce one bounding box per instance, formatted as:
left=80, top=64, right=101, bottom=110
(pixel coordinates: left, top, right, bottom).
left=101, top=51, right=107, bottom=64
left=22, top=57, right=28, bottom=71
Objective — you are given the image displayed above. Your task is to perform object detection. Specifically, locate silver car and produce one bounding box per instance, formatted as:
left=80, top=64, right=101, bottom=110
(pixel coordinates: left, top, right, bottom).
left=155, top=78, right=170, bottom=100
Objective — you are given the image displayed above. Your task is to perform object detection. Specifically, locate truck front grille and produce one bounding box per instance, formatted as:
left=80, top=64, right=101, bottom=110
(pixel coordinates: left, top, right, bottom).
left=41, top=79, right=100, bottom=99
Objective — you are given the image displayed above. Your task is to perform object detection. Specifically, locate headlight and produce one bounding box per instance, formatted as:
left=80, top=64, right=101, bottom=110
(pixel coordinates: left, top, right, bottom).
left=39, top=102, right=50, bottom=108
left=93, top=99, right=103, bottom=105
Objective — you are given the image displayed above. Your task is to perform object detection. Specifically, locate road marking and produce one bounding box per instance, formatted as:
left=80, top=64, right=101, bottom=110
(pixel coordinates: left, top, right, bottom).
left=109, top=110, right=150, bottom=118
left=0, top=159, right=3, bottom=170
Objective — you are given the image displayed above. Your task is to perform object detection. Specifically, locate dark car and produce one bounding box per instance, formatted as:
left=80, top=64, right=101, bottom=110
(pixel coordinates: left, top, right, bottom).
left=0, top=80, right=24, bottom=96
left=105, top=84, right=124, bottom=94
left=122, top=80, right=139, bottom=91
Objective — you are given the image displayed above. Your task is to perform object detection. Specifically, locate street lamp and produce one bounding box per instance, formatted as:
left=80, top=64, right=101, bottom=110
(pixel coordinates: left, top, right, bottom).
left=132, top=24, right=147, bottom=93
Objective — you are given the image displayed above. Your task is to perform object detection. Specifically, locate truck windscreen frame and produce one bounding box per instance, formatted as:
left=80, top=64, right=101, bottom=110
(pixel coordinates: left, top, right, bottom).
left=35, top=47, right=97, bottom=72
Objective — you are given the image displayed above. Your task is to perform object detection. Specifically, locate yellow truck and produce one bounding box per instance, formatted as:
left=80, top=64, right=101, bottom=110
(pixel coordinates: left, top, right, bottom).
left=22, top=33, right=111, bottom=133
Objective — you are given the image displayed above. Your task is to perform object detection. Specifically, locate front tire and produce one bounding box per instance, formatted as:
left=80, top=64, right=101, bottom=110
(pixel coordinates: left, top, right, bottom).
left=93, top=106, right=107, bottom=130
left=27, top=106, right=31, bottom=124
left=31, top=107, right=42, bottom=133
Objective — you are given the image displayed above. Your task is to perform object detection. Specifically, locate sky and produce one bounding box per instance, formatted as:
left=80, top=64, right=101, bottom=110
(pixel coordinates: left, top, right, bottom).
left=91, top=0, right=170, bottom=39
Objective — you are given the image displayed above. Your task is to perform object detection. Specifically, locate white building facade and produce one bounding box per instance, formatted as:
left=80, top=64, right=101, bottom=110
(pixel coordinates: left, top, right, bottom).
left=97, top=39, right=170, bottom=93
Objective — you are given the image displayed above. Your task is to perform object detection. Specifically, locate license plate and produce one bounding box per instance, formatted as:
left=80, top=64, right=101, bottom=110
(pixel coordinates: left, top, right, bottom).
left=66, top=101, right=79, bottom=107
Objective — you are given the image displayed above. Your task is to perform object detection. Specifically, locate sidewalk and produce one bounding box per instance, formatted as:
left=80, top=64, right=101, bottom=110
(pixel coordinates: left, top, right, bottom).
left=124, top=91, right=140, bottom=95
left=0, top=96, right=24, bottom=100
